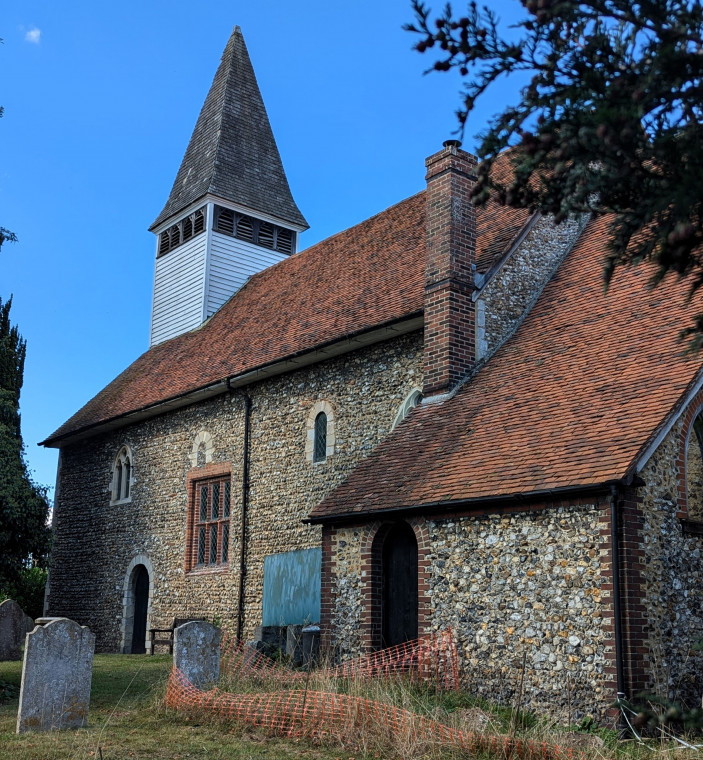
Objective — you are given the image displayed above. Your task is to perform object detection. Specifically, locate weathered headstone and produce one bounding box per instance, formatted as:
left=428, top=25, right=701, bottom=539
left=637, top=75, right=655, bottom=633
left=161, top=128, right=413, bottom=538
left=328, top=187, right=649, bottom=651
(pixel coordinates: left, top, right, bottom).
left=16, top=617, right=95, bottom=733
left=0, top=600, right=34, bottom=661
left=173, top=621, right=221, bottom=689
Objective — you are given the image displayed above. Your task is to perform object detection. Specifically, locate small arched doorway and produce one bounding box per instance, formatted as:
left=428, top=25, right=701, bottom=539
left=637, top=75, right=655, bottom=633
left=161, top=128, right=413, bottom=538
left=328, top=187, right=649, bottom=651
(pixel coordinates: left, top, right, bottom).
left=129, top=564, right=149, bottom=654
left=382, top=522, right=418, bottom=648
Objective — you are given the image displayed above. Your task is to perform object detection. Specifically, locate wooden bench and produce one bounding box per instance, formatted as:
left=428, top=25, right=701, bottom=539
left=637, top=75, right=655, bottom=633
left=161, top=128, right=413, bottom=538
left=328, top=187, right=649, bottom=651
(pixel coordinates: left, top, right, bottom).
left=149, top=618, right=202, bottom=655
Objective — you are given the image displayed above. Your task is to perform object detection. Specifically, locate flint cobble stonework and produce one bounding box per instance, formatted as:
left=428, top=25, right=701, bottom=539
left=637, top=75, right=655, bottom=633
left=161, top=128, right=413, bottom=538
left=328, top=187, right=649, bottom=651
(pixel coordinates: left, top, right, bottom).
left=48, top=333, right=423, bottom=651
left=478, top=215, right=585, bottom=358
left=328, top=504, right=614, bottom=720
left=426, top=507, right=611, bottom=719
left=635, top=415, right=703, bottom=706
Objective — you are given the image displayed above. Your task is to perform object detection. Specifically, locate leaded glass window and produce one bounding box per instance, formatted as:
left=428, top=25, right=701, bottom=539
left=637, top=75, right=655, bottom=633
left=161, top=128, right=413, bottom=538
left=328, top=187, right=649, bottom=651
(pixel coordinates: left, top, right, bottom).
left=222, top=523, right=229, bottom=563
left=313, top=412, right=327, bottom=463
left=111, top=446, right=134, bottom=503
left=191, top=476, right=232, bottom=570
left=224, top=482, right=231, bottom=518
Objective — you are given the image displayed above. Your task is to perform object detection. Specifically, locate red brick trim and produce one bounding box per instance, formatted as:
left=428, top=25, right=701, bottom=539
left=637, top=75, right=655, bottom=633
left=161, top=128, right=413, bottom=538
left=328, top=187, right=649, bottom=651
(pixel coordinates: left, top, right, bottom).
left=597, top=497, right=621, bottom=715
left=184, top=463, right=232, bottom=574
left=357, top=518, right=431, bottom=653
left=319, top=526, right=335, bottom=651
left=677, top=390, right=703, bottom=518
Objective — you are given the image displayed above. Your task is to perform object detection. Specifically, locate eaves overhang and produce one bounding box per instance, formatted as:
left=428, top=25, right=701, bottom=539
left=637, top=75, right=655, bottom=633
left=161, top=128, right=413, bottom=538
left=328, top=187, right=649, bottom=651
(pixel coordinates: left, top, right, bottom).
left=41, top=312, right=424, bottom=449
left=305, top=480, right=623, bottom=526
left=149, top=192, right=310, bottom=236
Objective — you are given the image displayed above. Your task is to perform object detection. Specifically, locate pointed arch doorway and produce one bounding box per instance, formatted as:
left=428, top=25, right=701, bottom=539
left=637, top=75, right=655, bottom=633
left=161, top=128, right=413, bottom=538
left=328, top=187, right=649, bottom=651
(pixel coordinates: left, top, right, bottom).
left=381, top=522, right=418, bottom=648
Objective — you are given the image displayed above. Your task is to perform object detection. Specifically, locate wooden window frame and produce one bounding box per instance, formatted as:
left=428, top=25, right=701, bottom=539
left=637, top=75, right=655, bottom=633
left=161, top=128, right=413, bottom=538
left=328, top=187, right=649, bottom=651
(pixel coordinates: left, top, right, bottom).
left=185, top=466, right=232, bottom=573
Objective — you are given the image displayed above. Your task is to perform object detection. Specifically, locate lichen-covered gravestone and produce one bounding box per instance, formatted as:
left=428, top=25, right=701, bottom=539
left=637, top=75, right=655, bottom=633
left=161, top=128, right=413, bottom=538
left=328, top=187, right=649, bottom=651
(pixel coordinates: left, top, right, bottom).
left=0, top=599, right=34, bottom=661
left=16, top=618, right=95, bottom=733
left=173, top=621, right=221, bottom=689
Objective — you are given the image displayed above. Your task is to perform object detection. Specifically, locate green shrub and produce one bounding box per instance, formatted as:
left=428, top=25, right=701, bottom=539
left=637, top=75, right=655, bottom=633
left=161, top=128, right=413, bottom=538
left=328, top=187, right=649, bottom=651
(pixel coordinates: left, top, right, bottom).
left=0, top=566, right=47, bottom=619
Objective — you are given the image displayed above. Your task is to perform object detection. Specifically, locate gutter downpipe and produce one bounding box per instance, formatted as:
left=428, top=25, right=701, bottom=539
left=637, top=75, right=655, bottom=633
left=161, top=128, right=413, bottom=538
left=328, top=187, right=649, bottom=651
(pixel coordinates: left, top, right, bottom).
left=610, top=483, right=626, bottom=719
left=232, top=386, right=252, bottom=642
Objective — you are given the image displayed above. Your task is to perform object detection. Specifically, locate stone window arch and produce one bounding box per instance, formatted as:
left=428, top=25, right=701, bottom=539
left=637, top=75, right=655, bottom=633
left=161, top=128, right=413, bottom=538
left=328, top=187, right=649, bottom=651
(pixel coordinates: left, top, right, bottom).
left=189, top=431, right=214, bottom=469
left=111, top=445, right=134, bottom=504
left=305, top=400, right=335, bottom=463
left=686, top=409, right=703, bottom=520
left=392, top=388, right=423, bottom=430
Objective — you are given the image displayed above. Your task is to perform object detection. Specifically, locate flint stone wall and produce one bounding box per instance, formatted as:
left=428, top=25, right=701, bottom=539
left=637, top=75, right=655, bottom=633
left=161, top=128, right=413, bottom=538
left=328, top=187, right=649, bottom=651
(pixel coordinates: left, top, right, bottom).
left=636, top=415, right=703, bottom=706
left=48, top=333, right=423, bottom=651
left=330, top=503, right=613, bottom=721
left=0, top=599, right=34, bottom=661
left=478, top=215, right=585, bottom=359
left=174, top=620, right=221, bottom=689
left=16, top=618, right=94, bottom=733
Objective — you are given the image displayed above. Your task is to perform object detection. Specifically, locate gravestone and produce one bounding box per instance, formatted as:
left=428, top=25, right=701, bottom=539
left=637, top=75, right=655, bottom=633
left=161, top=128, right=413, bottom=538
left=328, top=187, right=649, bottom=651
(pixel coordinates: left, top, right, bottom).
left=16, top=617, right=95, bottom=733
left=173, top=620, right=221, bottom=689
left=0, top=600, right=34, bottom=661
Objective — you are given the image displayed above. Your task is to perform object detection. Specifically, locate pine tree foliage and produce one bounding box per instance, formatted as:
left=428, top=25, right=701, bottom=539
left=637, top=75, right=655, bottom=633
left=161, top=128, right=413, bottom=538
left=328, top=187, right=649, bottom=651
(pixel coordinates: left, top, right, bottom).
left=407, top=0, right=703, bottom=342
left=0, top=40, right=48, bottom=589
left=0, top=294, right=50, bottom=587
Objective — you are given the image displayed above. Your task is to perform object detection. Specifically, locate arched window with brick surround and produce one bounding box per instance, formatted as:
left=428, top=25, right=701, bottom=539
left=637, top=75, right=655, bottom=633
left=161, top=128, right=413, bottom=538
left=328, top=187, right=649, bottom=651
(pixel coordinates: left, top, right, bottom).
left=111, top=445, right=134, bottom=504
left=686, top=411, right=703, bottom=520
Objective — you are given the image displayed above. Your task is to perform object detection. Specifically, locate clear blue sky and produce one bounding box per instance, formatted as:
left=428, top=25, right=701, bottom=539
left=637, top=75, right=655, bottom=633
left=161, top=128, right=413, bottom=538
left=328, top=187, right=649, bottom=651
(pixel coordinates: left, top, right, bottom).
left=2, top=0, right=522, bottom=496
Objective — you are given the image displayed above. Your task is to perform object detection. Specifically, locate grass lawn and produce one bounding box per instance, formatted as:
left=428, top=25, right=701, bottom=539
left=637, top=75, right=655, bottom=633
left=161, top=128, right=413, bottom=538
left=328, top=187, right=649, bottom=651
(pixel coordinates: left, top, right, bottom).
left=0, top=654, right=356, bottom=760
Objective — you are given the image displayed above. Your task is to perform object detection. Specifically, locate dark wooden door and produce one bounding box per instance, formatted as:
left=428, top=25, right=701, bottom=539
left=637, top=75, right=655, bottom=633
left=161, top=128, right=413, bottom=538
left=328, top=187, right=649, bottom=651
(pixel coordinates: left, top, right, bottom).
left=131, top=565, right=149, bottom=654
left=382, top=523, right=418, bottom=648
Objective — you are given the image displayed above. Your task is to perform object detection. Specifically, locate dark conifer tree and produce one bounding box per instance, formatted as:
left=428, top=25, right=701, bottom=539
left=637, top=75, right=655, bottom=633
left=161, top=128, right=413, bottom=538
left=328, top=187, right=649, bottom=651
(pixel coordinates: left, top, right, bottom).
left=0, top=258, right=50, bottom=588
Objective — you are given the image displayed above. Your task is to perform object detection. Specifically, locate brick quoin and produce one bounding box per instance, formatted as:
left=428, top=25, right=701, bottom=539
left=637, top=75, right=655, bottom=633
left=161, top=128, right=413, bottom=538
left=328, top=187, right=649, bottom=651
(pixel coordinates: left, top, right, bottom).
left=423, top=141, right=478, bottom=397
left=320, top=519, right=433, bottom=654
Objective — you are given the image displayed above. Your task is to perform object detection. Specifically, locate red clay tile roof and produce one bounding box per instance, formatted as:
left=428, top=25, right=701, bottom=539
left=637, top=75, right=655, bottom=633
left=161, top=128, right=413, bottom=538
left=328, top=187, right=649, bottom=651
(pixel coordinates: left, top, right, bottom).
left=310, top=215, right=703, bottom=521
left=475, top=199, right=532, bottom=273
left=474, top=150, right=533, bottom=272
left=43, top=187, right=535, bottom=445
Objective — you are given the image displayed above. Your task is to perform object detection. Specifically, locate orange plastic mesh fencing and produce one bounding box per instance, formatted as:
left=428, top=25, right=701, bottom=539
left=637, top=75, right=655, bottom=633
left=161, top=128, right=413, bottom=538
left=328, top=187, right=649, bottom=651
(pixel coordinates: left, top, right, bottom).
left=166, top=667, right=589, bottom=760
left=219, top=629, right=459, bottom=691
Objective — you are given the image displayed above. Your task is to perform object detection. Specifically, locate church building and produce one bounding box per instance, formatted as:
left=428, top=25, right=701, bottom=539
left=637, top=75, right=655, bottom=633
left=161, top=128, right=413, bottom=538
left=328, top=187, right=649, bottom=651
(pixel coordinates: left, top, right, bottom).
left=43, top=26, right=703, bottom=720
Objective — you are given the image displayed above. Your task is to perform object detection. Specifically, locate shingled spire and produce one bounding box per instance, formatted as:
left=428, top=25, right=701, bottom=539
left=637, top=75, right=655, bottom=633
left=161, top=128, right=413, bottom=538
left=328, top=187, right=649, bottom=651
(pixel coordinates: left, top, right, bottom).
left=148, top=27, right=308, bottom=347
left=150, top=26, right=307, bottom=231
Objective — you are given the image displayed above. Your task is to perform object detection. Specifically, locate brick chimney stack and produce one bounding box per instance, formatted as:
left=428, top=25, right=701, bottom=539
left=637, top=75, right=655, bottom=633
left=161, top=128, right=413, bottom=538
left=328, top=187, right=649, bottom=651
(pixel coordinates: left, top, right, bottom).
left=423, top=140, right=478, bottom=398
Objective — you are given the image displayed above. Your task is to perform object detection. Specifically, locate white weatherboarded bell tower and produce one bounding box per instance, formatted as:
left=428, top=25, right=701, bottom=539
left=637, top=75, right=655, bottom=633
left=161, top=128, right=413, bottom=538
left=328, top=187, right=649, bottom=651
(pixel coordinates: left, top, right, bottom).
left=148, top=27, right=308, bottom=347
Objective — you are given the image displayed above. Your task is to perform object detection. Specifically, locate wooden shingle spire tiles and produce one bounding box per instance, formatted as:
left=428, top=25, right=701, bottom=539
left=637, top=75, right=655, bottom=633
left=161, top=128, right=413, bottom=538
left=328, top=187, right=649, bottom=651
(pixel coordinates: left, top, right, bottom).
left=150, top=26, right=307, bottom=231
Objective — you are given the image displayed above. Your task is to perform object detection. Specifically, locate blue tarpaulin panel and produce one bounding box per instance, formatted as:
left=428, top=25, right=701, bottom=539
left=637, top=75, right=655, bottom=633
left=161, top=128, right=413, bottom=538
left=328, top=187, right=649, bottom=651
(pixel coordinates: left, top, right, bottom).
left=262, top=547, right=321, bottom=627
